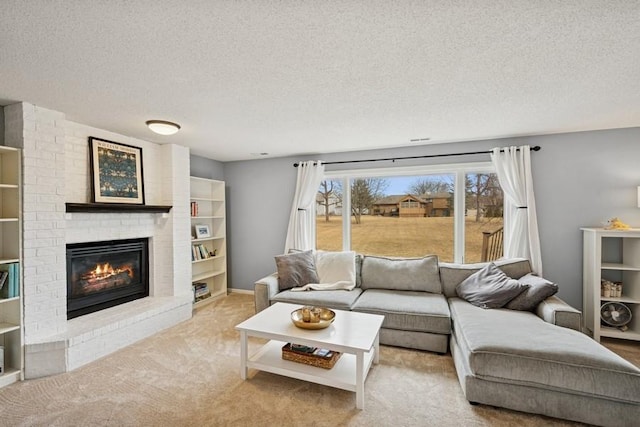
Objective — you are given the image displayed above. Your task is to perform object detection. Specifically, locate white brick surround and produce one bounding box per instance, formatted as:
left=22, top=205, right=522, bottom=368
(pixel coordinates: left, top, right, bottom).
left=4, top=102, right=193, bottom=378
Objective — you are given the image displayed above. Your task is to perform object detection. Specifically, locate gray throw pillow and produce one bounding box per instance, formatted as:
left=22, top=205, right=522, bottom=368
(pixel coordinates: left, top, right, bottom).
left=275, top=250, right=319, bottom=291
left=505, top=273, right=558, bottom=311
left=455, top=262, right=529, bottom=309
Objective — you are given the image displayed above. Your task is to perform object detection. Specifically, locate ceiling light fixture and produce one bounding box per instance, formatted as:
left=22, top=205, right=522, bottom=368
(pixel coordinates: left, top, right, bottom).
left=146, top=120, right=181, bottom=135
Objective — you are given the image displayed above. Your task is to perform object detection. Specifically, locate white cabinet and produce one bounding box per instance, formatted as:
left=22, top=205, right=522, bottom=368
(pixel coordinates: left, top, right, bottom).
left=582, top=227, right=640, bottom=342
left=0, top=146, right=22, bottom=388
left=190, top=177, right=227, bottom=309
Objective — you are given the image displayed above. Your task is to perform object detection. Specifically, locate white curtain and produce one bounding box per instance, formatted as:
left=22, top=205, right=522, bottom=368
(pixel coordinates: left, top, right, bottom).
left=491, top=146, right=543, bottom=274
left=284, top=161, right=325, bottom=253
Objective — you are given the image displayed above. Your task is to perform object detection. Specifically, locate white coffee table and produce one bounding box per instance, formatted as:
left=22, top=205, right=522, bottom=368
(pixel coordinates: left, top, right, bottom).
left=235, top=302, right=384, bottom=410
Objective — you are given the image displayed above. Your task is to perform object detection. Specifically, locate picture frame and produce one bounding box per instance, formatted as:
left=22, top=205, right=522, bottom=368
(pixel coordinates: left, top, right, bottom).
left=194, top=224, right=211, bottom=239
left=89, top=137, right=145, bottom=204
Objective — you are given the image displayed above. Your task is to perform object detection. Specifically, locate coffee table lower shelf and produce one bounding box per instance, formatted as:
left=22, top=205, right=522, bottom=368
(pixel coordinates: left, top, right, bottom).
left=248, top=340, right=375, bottom=394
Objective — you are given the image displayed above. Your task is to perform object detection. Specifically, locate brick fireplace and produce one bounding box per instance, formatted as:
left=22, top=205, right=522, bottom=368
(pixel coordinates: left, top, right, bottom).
left=66, top=238, right=149, bottom=319
left=4, top=102, right=193, bottom=378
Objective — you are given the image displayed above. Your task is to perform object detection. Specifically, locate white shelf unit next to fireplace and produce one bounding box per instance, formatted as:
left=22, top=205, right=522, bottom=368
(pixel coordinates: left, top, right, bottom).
left=0, top=146, right=22, bottom=388
left=190, top=177, right=227, bottom=309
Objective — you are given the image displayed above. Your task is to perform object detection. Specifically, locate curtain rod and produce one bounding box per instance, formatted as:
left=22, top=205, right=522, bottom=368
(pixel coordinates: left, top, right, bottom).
left=293, top=145, right=541, bottom=167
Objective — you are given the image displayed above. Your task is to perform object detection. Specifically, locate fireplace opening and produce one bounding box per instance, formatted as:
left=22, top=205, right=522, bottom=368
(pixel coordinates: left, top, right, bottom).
left=67, top=238, right=149, bottom=319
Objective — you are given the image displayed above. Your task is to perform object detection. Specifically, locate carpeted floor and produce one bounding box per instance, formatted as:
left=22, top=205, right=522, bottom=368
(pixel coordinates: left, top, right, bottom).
left=0, top=293, right=638, bottom=427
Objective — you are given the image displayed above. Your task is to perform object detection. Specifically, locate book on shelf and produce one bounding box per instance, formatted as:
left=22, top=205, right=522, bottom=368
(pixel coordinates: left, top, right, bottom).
left=192, top=282, right=211, bottom=302
left=0, top=271, right=8, bottom=299
left=0, top=263, right=19, bottom=299
left=191, top=244, right=212, bottom=261
left=194, top=292, right=211, bottom=302
left=194, top=287, right=210, bottom=296
left=190, top=201, right=199, bottom=217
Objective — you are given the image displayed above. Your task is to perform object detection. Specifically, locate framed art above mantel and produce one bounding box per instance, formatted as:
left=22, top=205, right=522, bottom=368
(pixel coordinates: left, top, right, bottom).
left=89, top=137, right=145, bottom=204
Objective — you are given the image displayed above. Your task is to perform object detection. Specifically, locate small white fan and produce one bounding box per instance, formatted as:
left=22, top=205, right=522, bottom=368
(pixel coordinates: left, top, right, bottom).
left=600, top=302, right=632, bottom=328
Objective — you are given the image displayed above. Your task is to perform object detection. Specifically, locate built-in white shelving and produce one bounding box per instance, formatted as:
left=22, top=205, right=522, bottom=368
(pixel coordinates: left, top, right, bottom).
left=190, top=177, right=227, bottom=309
left=0, top=146, right=22, bottom=388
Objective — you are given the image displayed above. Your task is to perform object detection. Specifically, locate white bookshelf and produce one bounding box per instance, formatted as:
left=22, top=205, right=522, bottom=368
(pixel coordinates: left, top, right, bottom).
left=0, top=146, right=22, bottom=388
left=190, top=177, right=227, bottom=309
left=582, top=227, right=640, bottom=342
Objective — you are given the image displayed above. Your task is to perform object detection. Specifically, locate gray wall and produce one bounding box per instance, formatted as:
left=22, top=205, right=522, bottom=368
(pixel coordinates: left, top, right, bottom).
left=224, top=127, right=640, bottom=309
left=190, top=154, right=224, bottom=180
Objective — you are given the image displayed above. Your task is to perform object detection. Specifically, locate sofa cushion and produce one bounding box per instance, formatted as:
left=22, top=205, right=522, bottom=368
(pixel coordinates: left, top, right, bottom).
left=272, top=288, right=363, bottom=310
left=440, top=258, right=532, bottom=298
left=352, top=289, right=450, bottom=334
left=449, top=297, right=640, bottom=404
left=455, top=263, right=530, bottom=309
left=506, top=273, right=558, bottom=311
left=361, top=255, right=441, bottom=293
left=274, top=250, right=319, bottom=291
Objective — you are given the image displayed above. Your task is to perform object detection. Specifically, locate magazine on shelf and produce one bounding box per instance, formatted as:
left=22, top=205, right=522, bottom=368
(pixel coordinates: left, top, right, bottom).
left=286, top=343, right=336, bottom=359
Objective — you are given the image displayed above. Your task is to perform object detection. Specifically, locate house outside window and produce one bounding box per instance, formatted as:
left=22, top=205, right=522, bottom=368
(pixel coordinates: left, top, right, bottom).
left=315, top=163, right=503, bottom=263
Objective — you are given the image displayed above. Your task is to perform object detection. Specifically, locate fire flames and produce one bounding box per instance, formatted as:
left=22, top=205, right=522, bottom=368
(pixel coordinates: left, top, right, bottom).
left=85, top=262, right=133, bottom=280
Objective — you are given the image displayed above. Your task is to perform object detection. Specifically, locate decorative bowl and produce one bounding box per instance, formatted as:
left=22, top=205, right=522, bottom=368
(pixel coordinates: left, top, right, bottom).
left=291, top=307, right=336, bottom=330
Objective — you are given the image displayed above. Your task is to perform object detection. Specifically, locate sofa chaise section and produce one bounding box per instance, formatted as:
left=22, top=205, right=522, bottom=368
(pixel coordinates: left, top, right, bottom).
left=449, top=297, right=640, bottom=426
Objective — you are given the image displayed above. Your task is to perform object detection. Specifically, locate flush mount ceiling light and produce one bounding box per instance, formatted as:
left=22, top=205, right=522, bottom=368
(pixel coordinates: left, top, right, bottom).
left=146, top=120, right=181, bottom=135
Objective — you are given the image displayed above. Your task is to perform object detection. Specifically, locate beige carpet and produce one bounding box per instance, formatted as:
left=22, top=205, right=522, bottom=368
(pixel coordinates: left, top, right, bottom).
left=0, top=294, right=638, bottom=427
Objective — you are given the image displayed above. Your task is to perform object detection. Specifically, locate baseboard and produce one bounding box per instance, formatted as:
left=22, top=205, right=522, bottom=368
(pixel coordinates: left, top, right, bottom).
left=229, top=288, right=254, bottom=295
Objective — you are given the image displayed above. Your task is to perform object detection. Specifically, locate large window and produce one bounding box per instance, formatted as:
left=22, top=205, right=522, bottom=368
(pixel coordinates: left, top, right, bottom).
left=316, top=163, right=503, bottom=263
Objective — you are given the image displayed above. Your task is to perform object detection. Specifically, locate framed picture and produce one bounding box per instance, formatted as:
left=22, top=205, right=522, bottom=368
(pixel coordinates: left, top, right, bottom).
left=194, top=224, right=211, bottom=239
left=89, top=137, right=145, bottom=204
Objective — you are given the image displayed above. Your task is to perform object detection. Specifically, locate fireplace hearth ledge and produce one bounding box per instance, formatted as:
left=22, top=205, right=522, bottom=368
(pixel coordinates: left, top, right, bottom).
left=24, top=295, right=193, bottom=379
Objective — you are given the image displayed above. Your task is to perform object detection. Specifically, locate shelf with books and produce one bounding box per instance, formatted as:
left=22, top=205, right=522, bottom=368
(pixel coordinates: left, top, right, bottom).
left=190, top=177, right=227, bottom=309
left=0, top=146, right=22, bottom=388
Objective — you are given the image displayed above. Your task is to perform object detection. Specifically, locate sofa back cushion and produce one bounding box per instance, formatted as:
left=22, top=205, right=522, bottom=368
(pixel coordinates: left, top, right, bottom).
left=361, top=255, right=441, bottom=293
left=439, top=258, right=532, bottom=298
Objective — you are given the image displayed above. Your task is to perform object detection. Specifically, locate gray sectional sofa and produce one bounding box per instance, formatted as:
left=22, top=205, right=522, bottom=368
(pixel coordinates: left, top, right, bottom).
left=254, top=255, right=640, bottom=426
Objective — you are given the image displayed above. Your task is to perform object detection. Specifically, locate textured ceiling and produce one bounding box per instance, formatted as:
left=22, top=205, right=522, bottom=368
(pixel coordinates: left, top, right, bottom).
left=1, top=1, right=639, bottom=161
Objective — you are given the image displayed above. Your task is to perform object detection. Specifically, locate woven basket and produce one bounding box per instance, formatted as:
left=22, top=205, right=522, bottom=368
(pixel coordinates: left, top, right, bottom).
left=282, top=343, right=342, bottom=369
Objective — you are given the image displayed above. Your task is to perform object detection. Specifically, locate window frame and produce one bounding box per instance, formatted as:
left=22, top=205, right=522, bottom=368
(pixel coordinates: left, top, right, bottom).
left=321, top=161, right=497, bottom=263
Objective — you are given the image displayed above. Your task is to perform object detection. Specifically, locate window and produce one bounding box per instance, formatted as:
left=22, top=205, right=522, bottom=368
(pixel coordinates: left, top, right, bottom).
left=316, top=163, right=503, bottom=263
